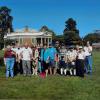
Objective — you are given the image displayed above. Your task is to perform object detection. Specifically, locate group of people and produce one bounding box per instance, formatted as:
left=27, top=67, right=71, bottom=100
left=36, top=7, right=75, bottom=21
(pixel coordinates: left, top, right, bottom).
left=4, top=41, right=93, bottom=78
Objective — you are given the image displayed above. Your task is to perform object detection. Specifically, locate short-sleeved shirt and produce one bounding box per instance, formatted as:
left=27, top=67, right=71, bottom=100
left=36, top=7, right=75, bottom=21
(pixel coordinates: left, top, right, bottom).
left=16, top=48, right=23, bottom=60
left=48, top=47, right=57, bottom=60
left=41, top=48, right=50, bottom=62
left=84, top=46, right=92, bottom=56
left=21, top=47, right=32, bottom=61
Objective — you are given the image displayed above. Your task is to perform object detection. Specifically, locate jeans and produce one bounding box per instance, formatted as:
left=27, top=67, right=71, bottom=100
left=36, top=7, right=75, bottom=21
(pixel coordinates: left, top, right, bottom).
left=5, top=58, right=15, bottom=77
left=85, top=55, right=92, bottom=74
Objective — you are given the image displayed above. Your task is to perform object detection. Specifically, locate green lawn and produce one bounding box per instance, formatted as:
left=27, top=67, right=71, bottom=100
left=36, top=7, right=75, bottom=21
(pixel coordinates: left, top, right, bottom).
left=0, top=51, right=100, bottom=100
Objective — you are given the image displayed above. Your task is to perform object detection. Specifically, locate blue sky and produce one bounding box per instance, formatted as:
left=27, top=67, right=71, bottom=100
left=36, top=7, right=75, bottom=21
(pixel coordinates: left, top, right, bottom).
left=0, top=0, right=100, bottom=37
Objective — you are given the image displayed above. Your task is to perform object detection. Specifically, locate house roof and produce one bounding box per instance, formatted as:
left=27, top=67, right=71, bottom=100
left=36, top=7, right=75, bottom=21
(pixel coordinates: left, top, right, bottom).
left=4, top=28, right=52, bottom=39
left=15, top=28, right=38, bottom=33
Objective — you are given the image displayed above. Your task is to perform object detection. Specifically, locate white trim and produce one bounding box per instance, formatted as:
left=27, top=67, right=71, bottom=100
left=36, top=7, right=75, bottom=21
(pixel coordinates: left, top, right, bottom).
left=4, top=32, right=52, bottom=39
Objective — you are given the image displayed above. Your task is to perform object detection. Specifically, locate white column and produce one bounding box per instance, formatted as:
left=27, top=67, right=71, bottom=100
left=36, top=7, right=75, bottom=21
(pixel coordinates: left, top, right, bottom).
left=19, top=38, right=23, bottom=45
left=50, top=38, right=52, bottom=43
left=44, top=38, right=46, bottom=44
left=19, top=38, right=20, bottom=44
left=48, top=38, right=49, bottom=46
left=41, top=37, right=43, bottom=45
left=34, top=38, right=37, bottom=46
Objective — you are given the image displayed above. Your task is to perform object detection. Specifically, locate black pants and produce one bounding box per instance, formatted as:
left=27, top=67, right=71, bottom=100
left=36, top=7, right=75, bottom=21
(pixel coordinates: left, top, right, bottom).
left=76, top=59, right=84, bottom=77
left=42, top=61, right=49, bottom=72
left=14, top=60, right=23, bottom=75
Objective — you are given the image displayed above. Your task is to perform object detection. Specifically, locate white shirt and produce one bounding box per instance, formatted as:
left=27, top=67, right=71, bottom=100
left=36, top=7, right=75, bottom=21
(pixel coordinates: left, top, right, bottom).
left=16, top=48, right=23, bottom=60
left=21, top=47, right=32, bottom=61
left=34, top=49, right=39, bottom=59
left=65, top=50, right=75, bottom=63
left=60, top=48, right=67, bottom=55
left=68, top=50, right=76, bottom=60
left=11, top=47, right=17, bottom=52
left=77, top=51, right=85, bottom=60
left=84, top=46, right=92, bottom=56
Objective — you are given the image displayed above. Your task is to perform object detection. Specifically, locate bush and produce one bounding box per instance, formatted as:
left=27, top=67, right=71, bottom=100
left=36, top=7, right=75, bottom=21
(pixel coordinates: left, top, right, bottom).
left=0, top=50, right=4, bottom=66
left=0, top=57, right=4, bottom=66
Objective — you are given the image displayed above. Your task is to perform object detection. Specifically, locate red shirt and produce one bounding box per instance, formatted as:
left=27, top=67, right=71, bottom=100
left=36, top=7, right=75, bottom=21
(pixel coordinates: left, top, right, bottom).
left=4, top=50, right=15, bottom=58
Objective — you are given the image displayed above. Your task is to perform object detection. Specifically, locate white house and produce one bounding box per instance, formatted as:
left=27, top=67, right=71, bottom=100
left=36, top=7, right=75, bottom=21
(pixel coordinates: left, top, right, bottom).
left=4, top=27, right=52, bottom=46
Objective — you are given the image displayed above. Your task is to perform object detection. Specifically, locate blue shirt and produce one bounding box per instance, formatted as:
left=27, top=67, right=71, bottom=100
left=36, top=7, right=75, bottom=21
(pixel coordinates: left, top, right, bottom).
left=48, top=47, right=57, bottom=60
left=41, top=48, right=50, bottom=62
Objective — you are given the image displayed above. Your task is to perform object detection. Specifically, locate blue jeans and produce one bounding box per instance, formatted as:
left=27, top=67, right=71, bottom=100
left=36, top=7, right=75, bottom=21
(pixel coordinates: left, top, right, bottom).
left=5, top=58, right=15, bottom=77
left=85, top=55, right=92, bottom=74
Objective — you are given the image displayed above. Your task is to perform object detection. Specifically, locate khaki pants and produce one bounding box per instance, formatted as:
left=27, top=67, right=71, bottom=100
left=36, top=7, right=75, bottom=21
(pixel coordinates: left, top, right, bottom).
left=22, top=60, right=31, bottom=76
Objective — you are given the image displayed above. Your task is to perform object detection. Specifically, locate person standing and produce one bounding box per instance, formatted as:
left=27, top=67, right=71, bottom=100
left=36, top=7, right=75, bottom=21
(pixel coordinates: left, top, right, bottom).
left=21, top=43, right=33, bottom=76
left=33, top=47, right=39, bottom=75
left=76, top=46, right=85, bottom=77
left=4, top=45, right=16, bottom=78
left=55, top=41, right=60, bottom=74
left=67, top=47, right=76, bottom=76
left=84, top=41, right=93, bottom=74
left=59, top=56, right=67, bottom=75
left=48, top=43, right=57, bottom=75
left=38, top=44, right=43, bottom=73
left=41, top=44, right=50, bottom=77
left=16, top=44, right=23, bottom=74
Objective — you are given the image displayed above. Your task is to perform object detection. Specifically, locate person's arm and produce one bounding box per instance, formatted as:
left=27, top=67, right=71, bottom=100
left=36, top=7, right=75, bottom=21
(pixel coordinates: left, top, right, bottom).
left=46, top=49, right=50, bottom=63
left=65, top=54, right=68, bottom=63
left=54, top=48, right=57, bottom=61
left=67, top=55, right=71, bottom=62
left=11, top=49, right=16, bottom=56
left=40, top=49, right=43, bottom=61
left=82, top=52, right=86, bottom=59
left=20, top=50, right=23, bottom=59
left=27, top=48, right=33, bottom=60
left=3, top=58, right=6, bottom=65
left=4, top=50, right=7, bottom=65
left=46, top=56, right=50, bottom=63
left=88, top=46, right=92, bottom=53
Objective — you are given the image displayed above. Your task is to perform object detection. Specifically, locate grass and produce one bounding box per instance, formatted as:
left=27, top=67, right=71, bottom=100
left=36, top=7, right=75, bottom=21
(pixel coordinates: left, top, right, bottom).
left=0, top=50, right=4, bottom=58
left=0, top=50, right=100, bottom=100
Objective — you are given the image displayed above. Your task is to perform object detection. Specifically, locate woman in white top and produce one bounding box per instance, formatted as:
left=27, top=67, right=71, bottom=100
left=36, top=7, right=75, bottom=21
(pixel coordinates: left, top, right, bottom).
left=84, top=41, right=93, bottom=74
left=15, top=44, right=23, bottom=74
left=76, top=46, right=85, bottom=77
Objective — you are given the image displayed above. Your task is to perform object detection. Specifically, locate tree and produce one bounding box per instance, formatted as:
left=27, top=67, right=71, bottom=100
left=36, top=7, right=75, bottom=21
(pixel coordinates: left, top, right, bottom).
left=54, top=35, right=64, bottom=43
left=63, top=18, right=81, bottom=45
left=0, top=6, right=13, bottom=49
left=4, top=39, right=16, bottom=46
left=40, top=25, right=57, bottom=42
left=84, top=33, right=100, bottom=43
left=40, top=26, right=49, bottom=32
